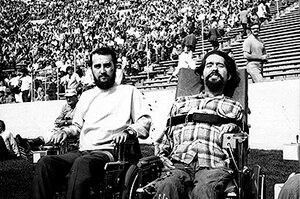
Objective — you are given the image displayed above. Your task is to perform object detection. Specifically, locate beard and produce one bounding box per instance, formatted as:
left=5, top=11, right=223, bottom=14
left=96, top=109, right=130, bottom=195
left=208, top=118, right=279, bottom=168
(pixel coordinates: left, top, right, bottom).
left=205, top=71, right=225, bottom=93
left=93, top=71, right=116, bottom=90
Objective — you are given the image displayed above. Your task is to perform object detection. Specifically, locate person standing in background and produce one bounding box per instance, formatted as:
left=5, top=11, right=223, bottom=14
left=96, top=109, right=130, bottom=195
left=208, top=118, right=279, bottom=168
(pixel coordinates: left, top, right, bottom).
left=243, top=24, right=269, bottom=83
left=207, top=21, right=223, bottom=50
left=239, top=5, right=250, bottom=37
left=19, top=68, right=32, bottom=102
left=181, top=28, right=197, bottom=52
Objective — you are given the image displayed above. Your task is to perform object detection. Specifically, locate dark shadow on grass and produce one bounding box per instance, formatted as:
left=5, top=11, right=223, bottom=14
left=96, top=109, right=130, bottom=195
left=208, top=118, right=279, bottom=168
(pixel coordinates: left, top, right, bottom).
left=1, top=146, right=300, bottom=199
left=0, top=158, right=35, bottom=199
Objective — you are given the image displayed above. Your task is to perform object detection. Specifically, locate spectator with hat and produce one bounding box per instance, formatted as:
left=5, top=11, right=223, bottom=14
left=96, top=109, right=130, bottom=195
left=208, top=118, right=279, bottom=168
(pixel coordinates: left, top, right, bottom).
left=43, top=88, right=80, bottom=143
left=14, top=88, right=80, bottom=154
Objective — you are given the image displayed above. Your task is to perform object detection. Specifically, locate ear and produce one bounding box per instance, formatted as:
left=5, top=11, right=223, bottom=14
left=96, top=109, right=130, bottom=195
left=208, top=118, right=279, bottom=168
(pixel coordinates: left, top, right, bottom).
left=227, top=73, right=231, bottom=80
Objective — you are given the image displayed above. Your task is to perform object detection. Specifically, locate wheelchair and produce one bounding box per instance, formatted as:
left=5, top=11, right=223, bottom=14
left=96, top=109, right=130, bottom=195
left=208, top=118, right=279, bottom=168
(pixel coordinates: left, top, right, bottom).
left=53, top=135, right=151, bottom=199
left=121, top=68, right=266, bottom=199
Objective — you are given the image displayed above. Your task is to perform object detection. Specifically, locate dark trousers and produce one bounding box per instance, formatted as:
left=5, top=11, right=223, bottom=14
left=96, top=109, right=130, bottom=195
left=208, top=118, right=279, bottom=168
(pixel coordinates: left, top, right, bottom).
left=241, top=23, right=248, bottom=37
left=0, top=136, right=9, bottom=161
left=31, top=150, right=113, bottom=199
left=22, top=90, right=31, bottom=102
left=0, top=136, right=16, bottom=161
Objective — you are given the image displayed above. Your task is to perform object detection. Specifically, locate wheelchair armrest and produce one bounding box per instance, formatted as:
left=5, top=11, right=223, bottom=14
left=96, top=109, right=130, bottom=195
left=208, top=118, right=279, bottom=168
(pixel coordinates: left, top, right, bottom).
left=104, top=161, right=127, bottom=171
left=114, top=136, right=142, bottom=162
left=137, top=156, right=163, bottom=168
left=58, top=136, right=79, bottom=154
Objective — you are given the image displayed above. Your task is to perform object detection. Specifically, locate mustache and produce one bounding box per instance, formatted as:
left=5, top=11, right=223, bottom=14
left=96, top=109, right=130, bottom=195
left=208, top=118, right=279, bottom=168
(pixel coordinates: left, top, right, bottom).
left=208, top=71, right=222, bottom=78
left=99, top=73, right=110, bottom=78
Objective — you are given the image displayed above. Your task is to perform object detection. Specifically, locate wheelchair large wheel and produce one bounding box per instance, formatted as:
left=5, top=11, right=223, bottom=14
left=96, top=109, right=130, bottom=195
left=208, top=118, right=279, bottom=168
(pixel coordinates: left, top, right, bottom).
left=122, top=164, right=140, bottom=199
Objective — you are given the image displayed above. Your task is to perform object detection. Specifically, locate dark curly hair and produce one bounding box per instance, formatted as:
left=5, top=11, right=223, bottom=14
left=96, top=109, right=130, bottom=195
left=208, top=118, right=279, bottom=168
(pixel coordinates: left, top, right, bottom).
left=194, top=50, right=240, bottom=97
left=0, top=120, right=5, bottom=132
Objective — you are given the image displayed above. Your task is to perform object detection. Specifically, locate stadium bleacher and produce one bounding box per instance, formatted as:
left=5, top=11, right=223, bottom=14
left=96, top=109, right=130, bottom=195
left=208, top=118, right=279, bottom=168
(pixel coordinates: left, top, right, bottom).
left=129, top=1, right=300, bottom=89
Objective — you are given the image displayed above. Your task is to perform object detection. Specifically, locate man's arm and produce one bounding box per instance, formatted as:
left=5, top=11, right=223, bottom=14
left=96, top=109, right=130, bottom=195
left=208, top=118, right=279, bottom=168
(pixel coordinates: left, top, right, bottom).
left=54, top=104, right=68, bottom=127
left=218, top=98, right=244, bottom=135
left=243, top=51, right=268, bottom=62
left=8, top=132, right=20, bottom=157
left=126, top=87, right=152, bottom=139
left=155, top=130, right=175, bottom=170
left=50, top=97, right=84, bottom=144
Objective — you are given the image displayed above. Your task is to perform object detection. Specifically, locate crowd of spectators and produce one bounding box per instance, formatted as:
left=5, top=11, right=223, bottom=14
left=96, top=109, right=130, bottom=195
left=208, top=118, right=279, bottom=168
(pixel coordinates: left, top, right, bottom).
left=0, top=0, right=278, bottom=104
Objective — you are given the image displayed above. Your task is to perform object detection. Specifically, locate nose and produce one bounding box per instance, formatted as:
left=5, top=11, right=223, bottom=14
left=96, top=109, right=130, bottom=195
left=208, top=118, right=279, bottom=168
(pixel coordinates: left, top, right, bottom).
left=211, top=63, right=218, bottom=71
left=99, top=65, right=106, bottom=74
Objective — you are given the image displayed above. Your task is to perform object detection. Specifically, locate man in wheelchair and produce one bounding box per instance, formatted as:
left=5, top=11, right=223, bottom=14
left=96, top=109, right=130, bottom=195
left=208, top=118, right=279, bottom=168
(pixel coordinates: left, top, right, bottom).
left=154, top=50, right=243, bottom=199
left=31, top=47, right=152, bottom=199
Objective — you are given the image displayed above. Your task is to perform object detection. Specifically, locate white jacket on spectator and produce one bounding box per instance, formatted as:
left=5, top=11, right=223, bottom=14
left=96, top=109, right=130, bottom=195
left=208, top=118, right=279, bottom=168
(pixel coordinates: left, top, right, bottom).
left=172, top=50, right=196, bottom=77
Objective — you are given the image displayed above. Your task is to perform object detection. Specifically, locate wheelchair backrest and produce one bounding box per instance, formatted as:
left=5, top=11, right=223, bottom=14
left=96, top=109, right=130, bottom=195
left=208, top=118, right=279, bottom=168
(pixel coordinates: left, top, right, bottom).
left=175, top=68, right=248, bottom=131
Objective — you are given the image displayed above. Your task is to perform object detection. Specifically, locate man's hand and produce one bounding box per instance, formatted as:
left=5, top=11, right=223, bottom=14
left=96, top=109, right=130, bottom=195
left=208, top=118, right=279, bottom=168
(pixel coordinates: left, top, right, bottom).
left=160, top=156, right=175, bottom=170
left=112, top=131, right=128, bottom=144
left=220, top=123, right=240, bottom=134
left=49, top=130, right=68, bottom=145
left=261, top=54, right=269, bottom=62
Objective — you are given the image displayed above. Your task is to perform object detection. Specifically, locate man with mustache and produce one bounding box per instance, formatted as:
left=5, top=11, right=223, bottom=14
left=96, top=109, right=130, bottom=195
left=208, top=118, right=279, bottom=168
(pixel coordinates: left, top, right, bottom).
left=154, top=50, right=243, bottom=199
left=31, top=47, right=152, bottom=199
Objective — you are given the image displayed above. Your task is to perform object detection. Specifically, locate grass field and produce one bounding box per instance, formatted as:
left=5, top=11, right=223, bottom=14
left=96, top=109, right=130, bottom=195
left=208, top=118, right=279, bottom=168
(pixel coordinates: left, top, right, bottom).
left=1, top=147, right=300, bottom=199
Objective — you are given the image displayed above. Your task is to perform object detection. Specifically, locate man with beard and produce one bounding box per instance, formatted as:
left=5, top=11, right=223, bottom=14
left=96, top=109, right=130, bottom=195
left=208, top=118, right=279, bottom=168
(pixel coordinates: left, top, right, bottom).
left=154, top=50, right=243, bottom=199
left=31, top=47, right=152, bottom=199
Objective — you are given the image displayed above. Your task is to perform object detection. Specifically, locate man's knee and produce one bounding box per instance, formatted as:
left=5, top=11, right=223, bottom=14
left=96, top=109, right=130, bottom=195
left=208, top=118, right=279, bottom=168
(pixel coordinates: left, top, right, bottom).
left=37, top=155, right=54, bottom=168
left=155, top=170, right=191, bottom=198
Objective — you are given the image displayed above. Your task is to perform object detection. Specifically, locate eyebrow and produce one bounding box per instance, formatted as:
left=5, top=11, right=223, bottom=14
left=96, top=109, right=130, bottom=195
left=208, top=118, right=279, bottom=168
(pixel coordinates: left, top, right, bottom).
left=94, top=62, right=112, bottom=67
left=205, top=61, right=224, bottom=65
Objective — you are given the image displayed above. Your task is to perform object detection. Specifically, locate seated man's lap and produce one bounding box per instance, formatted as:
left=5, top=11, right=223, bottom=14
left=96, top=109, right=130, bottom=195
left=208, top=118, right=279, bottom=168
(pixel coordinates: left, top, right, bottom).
left=71, top=150, right=114, bottom=178
left=39, top=150, right=114, bottom=180
left=154, top=167, right=192, bottom=199
left=155, top=164, right=233, bottom=199
left=192, top=167, right=233, bottom=198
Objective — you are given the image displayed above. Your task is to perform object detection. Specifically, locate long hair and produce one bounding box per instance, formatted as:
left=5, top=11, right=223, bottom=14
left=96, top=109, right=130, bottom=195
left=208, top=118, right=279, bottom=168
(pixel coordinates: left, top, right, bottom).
left=194, top=50, right=240, bottom=97
left=0, top=120, right=5, bottom=132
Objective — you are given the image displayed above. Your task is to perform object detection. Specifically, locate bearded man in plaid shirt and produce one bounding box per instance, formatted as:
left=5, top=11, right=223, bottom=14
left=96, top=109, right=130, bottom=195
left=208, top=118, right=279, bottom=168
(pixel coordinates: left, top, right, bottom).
left=154, top=50, right=244, bottom=199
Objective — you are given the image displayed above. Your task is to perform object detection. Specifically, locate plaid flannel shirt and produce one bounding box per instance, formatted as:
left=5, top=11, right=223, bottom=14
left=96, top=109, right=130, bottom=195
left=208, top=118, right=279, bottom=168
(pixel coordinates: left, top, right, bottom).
left=156, top=92, right=244, bottom=168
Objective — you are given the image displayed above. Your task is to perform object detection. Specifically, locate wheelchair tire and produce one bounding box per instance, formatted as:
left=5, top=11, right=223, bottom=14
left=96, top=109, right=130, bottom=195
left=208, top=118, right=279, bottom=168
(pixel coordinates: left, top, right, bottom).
left=122, top=164, right=140, bottom=199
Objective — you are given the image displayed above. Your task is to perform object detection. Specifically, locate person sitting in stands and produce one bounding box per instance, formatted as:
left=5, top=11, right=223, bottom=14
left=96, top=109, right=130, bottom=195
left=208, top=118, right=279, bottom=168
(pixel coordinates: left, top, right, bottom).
left=60, top=66, right=82, bottom=91
left=168, top=46, right=197, bottom=83
left=154, top=50, right=243, bottom=199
